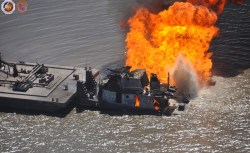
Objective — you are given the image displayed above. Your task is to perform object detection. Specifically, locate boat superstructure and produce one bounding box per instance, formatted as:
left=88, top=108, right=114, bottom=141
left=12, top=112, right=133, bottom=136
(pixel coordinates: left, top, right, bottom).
left=76, top=66, right=190, bottom=115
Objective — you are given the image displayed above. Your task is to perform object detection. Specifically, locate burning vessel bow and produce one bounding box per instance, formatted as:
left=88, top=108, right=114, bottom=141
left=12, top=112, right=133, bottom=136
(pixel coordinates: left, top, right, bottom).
left=76, top=66, right=190, bottom=115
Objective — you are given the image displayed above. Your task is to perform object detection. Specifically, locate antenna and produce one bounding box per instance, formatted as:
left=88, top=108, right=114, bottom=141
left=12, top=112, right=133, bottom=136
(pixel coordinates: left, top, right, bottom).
left=167, top=72, right=170, bottom=88
left=84, top=58, right=88, bottom=72
left=85, top=58, right=88, bottom=69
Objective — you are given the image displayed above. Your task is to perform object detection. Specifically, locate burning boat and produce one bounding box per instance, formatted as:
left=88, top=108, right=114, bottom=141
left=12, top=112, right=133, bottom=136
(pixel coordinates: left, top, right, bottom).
left=76, top=66, right=190, bottom=115
left=0, top=51, right=189, bottom=115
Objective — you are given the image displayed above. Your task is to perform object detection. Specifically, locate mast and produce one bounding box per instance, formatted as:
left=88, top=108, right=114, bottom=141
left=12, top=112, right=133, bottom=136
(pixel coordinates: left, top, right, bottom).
left=167, top=72, right=170, bottom=88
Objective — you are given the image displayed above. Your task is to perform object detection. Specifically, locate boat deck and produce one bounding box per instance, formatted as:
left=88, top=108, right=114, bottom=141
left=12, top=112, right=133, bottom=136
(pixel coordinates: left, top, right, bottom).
left=0, top=62, right=98, bottom=111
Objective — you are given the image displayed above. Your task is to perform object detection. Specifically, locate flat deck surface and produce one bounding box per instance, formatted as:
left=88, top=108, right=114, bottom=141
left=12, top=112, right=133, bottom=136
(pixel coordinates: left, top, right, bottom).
left=0, top=64, right=75, bottom=97
left=0, top=63, right=89, bottom=103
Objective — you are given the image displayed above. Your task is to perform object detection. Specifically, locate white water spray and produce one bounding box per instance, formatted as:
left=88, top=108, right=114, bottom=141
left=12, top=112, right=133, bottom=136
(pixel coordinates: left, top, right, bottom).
left=172, top=54, right=199, bottom=98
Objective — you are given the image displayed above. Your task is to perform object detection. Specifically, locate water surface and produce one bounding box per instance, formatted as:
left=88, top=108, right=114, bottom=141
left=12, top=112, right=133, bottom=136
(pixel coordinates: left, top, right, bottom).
left=0, top=0, right=249, bottom=152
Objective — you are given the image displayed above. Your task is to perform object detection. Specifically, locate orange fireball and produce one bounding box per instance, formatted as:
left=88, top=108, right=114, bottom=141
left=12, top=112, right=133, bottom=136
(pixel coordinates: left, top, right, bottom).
left=125, top=2, right=219, bottom=84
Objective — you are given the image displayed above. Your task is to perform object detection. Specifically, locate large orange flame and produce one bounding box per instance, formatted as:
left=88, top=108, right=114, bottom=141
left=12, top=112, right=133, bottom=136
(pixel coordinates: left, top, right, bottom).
left=125, top=1, right=243, bottom=85
left=125, top=2, right=219, bottom=84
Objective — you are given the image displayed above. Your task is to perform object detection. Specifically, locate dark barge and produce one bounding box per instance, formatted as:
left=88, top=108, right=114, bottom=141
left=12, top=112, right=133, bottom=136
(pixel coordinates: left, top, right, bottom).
left=0, top=53, right=98, bottom=112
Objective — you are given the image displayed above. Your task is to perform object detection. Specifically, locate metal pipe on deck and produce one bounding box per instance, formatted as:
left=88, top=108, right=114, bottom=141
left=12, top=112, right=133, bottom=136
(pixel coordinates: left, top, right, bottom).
left=23, top=64, right=42, bottom=82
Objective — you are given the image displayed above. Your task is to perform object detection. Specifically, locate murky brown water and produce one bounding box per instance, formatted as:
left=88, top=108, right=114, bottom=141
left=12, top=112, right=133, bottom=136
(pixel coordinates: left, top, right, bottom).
left=0, top=0, right=249, bottom=152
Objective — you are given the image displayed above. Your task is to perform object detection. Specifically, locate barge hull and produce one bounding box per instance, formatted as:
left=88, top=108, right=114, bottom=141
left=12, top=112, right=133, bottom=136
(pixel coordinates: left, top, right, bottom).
left=0, top=95, right=76, bottom=112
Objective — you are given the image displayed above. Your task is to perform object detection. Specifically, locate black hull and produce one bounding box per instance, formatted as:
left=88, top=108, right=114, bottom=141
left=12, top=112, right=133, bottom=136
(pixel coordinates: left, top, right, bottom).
left=77, top=98, right=163, bottom=115
left=0, top=95, right=76, bottom=112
